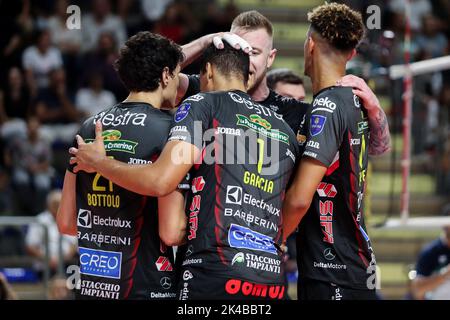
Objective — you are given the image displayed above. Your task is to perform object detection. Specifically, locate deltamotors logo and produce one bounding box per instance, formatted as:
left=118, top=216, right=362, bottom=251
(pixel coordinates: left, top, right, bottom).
left=228, top=224, right=277, bottom=255
left=77, top=209, right=92, bottom=228
left=79, top=247, right=122, bottom=279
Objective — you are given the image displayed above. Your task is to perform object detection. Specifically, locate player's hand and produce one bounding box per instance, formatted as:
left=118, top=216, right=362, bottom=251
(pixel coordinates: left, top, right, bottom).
left=69, top=120, right=106, bottom=173
left=337, top=75, right=381, bottom=114
left=212, top=33, right=253, bottom=54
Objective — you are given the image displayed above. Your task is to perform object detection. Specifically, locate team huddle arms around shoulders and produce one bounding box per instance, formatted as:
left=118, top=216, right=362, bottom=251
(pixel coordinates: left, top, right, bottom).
left=58, top=3, right=391, bottom=301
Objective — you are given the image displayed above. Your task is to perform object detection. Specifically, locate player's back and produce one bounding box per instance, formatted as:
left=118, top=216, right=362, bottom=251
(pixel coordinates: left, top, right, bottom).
left=169, top=90, right=299, bottom=299
left=73, top=102, right=177, bottom=300
left=297, top=86, right=374, bottom=290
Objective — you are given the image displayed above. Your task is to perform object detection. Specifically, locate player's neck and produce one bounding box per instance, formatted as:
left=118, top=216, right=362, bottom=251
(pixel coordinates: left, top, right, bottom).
left=311, top=66, right=345, bottom=95
left=123, top=91, right=162, bottom=109
left=213, top=77, right=247, bottom=93
left=249, top=76, right=270, bottom=102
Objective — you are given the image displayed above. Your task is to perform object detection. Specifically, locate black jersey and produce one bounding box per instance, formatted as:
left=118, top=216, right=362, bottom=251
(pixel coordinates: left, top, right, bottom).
left=69, top=102, right=177, bottom=300
left=168, top=90, right=299, bottom=299
left=184, top=74, right=308, bottom=134
left=296, top=86, right=376, bottom=290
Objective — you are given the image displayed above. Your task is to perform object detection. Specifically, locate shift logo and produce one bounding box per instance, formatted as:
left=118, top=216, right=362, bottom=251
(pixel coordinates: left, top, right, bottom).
left=155, top=256, right=173, bottom=272
left=226, top=186, right=243, bottom=205
left=191, top=176, right=205, bottom=194
left=316, top=183, right=337, bottom=198
left=77, top=209, right=92, bottom=228
left=79, top=247, right=122, bottom=279
left=228, top=224, right=277, bottom=255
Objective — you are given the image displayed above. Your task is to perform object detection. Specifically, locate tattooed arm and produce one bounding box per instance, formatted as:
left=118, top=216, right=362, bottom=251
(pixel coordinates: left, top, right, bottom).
left=339, top=75, right=391, bottom=155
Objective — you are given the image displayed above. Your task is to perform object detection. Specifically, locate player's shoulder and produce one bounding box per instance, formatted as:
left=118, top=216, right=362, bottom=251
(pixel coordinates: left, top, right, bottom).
left=311, top=86, right=354, bottom=116
left=264, top=90, right=309, bottom=111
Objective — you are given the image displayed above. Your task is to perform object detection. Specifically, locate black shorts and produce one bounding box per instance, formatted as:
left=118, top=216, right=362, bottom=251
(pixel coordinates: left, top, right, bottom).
left=298, top=278, right=378, bottom=301
left=178, top=267, right=287, bottom=300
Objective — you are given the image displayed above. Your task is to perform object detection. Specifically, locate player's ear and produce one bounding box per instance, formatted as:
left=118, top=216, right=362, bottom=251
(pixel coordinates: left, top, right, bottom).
left=267, top=48, right=277, bottom=69
left=347, top=49, right=357, bottom=62
left=205, top=62, right=214, bottom=80
left=307, top=36, right=315, bottom=55
left=161, top=66, right=170, bottom=87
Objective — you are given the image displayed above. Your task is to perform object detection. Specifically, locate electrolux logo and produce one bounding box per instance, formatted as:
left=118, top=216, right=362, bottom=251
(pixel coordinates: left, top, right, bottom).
left=77, top=209, right=92, bottom=228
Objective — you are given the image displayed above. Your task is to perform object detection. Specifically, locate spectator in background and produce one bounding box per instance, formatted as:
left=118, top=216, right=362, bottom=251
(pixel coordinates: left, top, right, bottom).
left=153, top=1, right=198, bottom=44
left=81, top=0, right=127, bottom=53
left=0, top=0, right=33, bottom=84
left=22, top=29, right=63, bottom=97
left=33, top=68, right=80, bottom=144
left=267, top=68, right=306, bottom=101
left=5, top=117, right=53, bottom=214
left=47, top=0, right=83, bottom=90
left=75, top=72, right=116, bottom=119
left=201, top=1, right=240, bottom=35
left=25, top=190, right=77, bottom=276
left=47, top=0, right=82, bottom=55
left=0, top=67, right=30, bottom=140
left=415, top=14, right=448, bottom=61
left=140, top=0, right=173, bottom=30
left=117, top=0, right=147, bottom=37
left=437, top=85, right=450, bottom=195
left=412, top=220, right=450, bottom=300
left=389, top=0, right=432, bottom=32
left=81, top=32, right=127, bottom=100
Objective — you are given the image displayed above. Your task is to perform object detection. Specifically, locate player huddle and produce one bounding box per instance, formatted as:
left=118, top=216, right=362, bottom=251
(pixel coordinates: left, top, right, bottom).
left=57, top=3, right=390, bottom=300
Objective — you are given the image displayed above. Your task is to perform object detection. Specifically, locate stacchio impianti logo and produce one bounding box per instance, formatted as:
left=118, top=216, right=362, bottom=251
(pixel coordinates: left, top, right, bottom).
left=236, top=114, right=289, bottom=145
left=86, top=130, right=138, bottom=154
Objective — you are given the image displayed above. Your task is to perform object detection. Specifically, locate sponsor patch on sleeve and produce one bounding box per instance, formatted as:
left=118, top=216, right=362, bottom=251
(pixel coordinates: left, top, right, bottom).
left=310, top=115, right=327, bottom=136
left=174, top=103, right=191, bottom=123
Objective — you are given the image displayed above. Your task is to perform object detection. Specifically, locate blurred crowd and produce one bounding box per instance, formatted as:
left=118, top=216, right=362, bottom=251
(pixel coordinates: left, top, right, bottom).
left=340, top=0, right=450, bottom=196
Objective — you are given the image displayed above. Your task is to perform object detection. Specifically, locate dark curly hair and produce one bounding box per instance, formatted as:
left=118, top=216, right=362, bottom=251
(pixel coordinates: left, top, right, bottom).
left=199, top=42, right=250, bottom=84
left=308, top=3, right=365, bottom=51
left=115, top=32, right=184, bottom=92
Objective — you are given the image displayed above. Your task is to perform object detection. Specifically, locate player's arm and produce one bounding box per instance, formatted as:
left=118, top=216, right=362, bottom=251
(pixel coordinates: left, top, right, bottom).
left=177, top=34, right=252, bottom=104
left=338, top=75, right=391, bottom=156
left=283, top=158, right=327, bottom=240
left=158, top=189, right=187, bottom=246
left=283, top=96, right=345, bottom=241
left=70, top=121, right=198, bottom=197
left=56, top=170, right=77, bottom=236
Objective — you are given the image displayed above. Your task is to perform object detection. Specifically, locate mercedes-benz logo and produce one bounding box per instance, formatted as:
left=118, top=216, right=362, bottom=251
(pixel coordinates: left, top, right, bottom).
left=160, top=277, right=172, bottom=290
left=185, top=245, right=194, bottom=257
left=324, top=248, right=336, bottom=261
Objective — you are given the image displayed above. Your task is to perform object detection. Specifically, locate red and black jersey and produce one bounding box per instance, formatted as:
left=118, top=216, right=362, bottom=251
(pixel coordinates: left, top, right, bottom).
left=69, top=102, right=177, bottom=300
left=296, top=86, right=377, bottom=290
left=168, top=90, right=299, bottom=299
left=184, top=74, right=308, bottom=134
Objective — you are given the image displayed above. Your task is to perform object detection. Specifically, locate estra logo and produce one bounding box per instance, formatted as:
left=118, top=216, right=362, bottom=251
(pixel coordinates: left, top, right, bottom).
left=225, top=279, right=285, bottom=299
